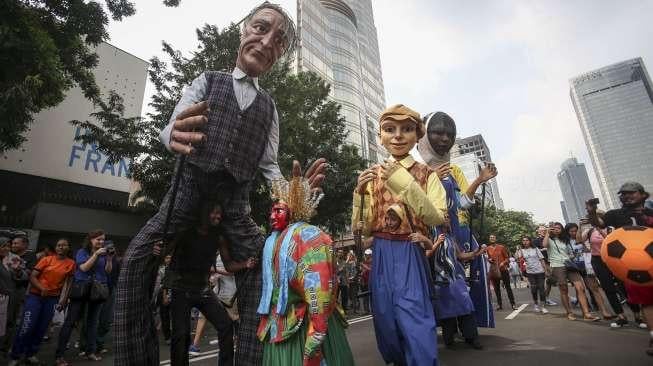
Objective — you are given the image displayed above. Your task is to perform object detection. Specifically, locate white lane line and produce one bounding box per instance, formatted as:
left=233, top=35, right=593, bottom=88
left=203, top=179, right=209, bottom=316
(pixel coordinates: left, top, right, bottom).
left=158, top=315, right=376, bottom=365
left=160, top=349, right=219, bottom=365
left=505, top=304, right=528, bottom=320
left=349, top=315, right=374, bottom=325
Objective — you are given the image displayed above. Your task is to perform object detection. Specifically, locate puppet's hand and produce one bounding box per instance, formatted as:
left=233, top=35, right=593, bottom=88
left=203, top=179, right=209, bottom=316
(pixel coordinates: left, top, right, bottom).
left=170, top=101, right=209, bottom=154
left=292, top=159, right=327, bottom=193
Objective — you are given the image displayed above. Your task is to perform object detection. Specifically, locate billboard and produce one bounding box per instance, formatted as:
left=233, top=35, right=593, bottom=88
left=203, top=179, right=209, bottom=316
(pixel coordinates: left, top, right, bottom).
left=0, top=43, right=148, bottom=193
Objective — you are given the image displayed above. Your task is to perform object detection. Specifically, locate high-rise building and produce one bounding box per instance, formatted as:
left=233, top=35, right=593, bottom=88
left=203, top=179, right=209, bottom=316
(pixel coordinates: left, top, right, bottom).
left=570, top=58, right=653, bottom=209
left=450, top=134, right=504, bottom=209
left=557, top=157, right=595, bottom=223
left=296, top=0, right=386, bottom=162
left=560, top=201, right=570, bottom=224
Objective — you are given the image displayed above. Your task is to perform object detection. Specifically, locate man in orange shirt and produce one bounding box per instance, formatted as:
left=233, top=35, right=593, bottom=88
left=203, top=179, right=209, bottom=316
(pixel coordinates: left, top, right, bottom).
left=486, top=234, right=516, bottom=310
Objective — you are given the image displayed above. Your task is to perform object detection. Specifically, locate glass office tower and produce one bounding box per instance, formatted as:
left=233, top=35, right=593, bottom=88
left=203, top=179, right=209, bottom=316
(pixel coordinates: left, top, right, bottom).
left=570, top=58, right=653, bottom=209
left=296, top=0, right=387, bottom=162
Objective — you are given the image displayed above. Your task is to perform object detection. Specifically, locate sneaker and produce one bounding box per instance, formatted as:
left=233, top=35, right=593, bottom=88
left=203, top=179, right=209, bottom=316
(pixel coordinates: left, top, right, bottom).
left=78, top=351, right=87, bottom=357
left=165, top=338, right=171, bottom=345
left=8, top=360, right=20, bottom=366
left=635, top=319, right=648, bottom=329
left=87, top=353, right=102, bottom=361
left=189, top=345, right=201, bottom=356
left=26, top=356, right=41, bottom=364
left=545, top=299, right=557, bottom=306
left=99, top=347, right=109, bottom=354
left=610, top=318, right=629, bottom=328
left=541, top=307, right=549, bottom=314
left=533, top=304, right=541, bottom=313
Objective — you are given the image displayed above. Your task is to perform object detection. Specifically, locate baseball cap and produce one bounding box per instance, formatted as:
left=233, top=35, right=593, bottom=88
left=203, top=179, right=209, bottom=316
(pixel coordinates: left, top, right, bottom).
left=618, top=181, right=646, bottom=194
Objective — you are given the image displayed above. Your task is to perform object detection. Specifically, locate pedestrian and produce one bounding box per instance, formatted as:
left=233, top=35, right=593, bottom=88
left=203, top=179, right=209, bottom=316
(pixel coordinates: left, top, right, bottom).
left=345, top=250, right=359, bottom=314
left=353, top=104, right=446, bottom=366
left=154, top=254, right=172, bottom=344
left=9, top=238, right=75, bottom=366
left=163, top=202, right=235, bottom=366
left=486, top=234, right=517, bottom=311
left=429, top=213, right=486, bottom=350
left=96, top=241, right=120, bottom=354
left=113, top=4, right=327, bottom=365
left=336, top=250, right=349, bottom=311
left=508, top=258, right=522, bottom=289
left=1, top=237, right=27, bottom=353
left=256, top=177, right=354, bottom=365
left=2, top=234, right=37, bottom=353
left=359, top=249, right=372, bottom=314
left=515, top=237, right=548, bottom=313
left=55, top=230, right=113, bottom=365
left=543, top=223, right=599, bottom=321
left=589, top=182, right=653, bottom=353
left=417, top=111, right=496, bottom=329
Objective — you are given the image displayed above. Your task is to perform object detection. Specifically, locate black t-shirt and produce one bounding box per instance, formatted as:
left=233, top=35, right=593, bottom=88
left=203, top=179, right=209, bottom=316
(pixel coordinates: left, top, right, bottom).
left=165, top=229, right=220, bottom=291
left=15, top=250, right=37, bottom=289
left=604, top=207, right=653, bottom=229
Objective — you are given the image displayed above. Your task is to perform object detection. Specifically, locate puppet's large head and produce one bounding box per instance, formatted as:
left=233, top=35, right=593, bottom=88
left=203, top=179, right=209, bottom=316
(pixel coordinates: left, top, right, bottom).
left=237, top=2, right=297, bottom=77
left=378, top=104, right=424, bottom=159
left=269, top=177, right=324, bottom=231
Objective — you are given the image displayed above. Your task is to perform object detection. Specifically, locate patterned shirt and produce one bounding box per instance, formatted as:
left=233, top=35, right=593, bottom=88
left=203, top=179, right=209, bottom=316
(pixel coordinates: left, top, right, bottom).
left=257, top=223, right=343, bottom=366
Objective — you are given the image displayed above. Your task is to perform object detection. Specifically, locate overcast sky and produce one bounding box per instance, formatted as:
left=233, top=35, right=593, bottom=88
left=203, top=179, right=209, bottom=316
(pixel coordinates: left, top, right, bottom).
left=107, top=0, right=653, bottom=223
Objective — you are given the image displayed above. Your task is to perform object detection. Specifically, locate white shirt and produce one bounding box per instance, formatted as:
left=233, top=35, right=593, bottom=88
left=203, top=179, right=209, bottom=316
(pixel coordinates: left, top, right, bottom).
left=159, top=68, right=283, bottom=182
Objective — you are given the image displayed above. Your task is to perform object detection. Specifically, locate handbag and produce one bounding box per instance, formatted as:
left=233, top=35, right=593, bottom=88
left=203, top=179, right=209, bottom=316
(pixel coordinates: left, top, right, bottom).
left=69, top=280, right=91, bottom=300
left=90, top=279, right=109, bottom=302
left=552, top=239, right=581, bottom=273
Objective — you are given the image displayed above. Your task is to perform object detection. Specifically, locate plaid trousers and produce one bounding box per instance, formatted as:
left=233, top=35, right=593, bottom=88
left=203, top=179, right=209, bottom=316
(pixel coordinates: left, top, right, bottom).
left=114, top=164, right=265, bottom=366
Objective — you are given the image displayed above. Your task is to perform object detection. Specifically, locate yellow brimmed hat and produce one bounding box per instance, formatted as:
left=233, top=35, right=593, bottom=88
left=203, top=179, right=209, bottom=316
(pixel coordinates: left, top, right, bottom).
left=380, top=104, right=425, bottom=139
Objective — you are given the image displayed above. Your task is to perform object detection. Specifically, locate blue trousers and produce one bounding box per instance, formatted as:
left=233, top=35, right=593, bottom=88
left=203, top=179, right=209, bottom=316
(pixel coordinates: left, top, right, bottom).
left=11, top=294, right=58, bottom=359
left=371, top=238, right=438, bottom=366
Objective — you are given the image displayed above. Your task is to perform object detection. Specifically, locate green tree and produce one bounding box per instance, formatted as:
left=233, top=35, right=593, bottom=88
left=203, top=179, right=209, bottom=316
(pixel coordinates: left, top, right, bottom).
left=74, top=23, right=366, bottom=236
left=472, top=205, right=537, bottom=253
left=0, top=0, right=177, bottom=153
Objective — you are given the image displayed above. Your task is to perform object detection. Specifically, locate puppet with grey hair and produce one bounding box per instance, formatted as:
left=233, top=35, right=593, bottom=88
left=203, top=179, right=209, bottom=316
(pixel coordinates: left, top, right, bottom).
left=114, top=3, right=326, bottom=365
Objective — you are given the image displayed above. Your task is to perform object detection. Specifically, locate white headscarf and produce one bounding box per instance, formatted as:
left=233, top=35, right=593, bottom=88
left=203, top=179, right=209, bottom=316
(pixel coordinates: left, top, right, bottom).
left=417, top=113, right=450, bottom=168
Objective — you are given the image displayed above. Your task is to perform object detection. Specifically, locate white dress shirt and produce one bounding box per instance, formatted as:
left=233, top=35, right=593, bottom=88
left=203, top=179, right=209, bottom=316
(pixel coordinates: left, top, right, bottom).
left=159, top=68, right=283, bottom=182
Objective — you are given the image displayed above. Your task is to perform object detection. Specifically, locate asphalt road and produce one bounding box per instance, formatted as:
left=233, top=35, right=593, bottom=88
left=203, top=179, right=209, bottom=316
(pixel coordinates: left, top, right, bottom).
left=19, top=286, right=653, bottom=365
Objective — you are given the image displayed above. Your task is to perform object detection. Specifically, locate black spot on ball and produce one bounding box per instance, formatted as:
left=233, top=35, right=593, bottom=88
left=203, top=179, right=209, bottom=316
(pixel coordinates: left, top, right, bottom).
left=606, top=240, right=627, bottom=259
left=622, top=226, right=647, bottom=231
left=627, top=270, right=652, bottom=284
left=646, top=242, right=653, bottom=259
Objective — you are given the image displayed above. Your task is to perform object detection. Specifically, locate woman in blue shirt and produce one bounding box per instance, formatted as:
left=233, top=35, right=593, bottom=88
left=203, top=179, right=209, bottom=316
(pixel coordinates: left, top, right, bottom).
left=55, top=230, right=113, bottom=366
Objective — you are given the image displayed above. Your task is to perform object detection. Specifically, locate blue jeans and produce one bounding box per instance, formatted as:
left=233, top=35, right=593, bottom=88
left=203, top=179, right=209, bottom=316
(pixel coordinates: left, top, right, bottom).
left=56, top=297, right=104, bottom=357
left=10, top=294, right=58, bottom=358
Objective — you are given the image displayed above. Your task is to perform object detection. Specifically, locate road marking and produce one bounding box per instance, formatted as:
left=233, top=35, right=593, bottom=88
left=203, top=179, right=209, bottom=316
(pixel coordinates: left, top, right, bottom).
left=160, top=349, right=219, bottom=365
left=349, top=315, right=374, bottom=325
left=158, top=315, right=376, bottom=365
left=504, top=304, right=528, bottom=320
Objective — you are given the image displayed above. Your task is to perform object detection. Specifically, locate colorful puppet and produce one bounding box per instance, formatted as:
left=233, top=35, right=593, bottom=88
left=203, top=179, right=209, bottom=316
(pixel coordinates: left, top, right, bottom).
left=257, top=176, right=354, bottom=366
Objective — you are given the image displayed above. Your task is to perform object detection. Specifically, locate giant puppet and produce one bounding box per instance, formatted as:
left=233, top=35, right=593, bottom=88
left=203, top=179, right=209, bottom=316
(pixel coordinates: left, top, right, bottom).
left=113, top=3, right=326, bottom=365
left=352, top=104, right=446, bottom=366
left=417, top=111, right=497, bottom=329
left=257, top=172, right=355, bottom=366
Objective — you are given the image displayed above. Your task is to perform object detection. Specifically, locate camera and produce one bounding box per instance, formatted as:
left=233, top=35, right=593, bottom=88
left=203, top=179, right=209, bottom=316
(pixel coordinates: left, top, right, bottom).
left=587, top=197, right=600, bottom=206
left=104, top=240, right=116, bottom=255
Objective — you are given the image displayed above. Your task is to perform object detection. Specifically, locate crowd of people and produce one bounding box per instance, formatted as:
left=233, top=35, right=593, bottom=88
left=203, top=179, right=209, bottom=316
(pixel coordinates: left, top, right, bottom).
left=485, top=182, right=653, bottom=356
left=2, top=2, right=653, bottom=366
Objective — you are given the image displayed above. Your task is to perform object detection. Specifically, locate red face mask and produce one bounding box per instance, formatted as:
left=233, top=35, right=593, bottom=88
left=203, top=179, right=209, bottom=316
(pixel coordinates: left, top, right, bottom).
left=270, top=202, right=290, bottom=231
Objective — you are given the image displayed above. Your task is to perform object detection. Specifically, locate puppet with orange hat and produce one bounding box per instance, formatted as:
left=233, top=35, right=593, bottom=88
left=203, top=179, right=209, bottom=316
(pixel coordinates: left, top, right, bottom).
left=352, top=104, right=446, bottom=366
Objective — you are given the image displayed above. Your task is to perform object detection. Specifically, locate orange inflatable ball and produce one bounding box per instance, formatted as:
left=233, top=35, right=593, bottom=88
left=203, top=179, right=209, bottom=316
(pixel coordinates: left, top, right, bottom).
left=600, top=226, right=653, bottom=287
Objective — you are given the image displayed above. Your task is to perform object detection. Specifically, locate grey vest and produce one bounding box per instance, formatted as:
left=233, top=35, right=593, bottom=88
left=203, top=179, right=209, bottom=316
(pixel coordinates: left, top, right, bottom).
left=187, top=71, right=275, bottom=183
